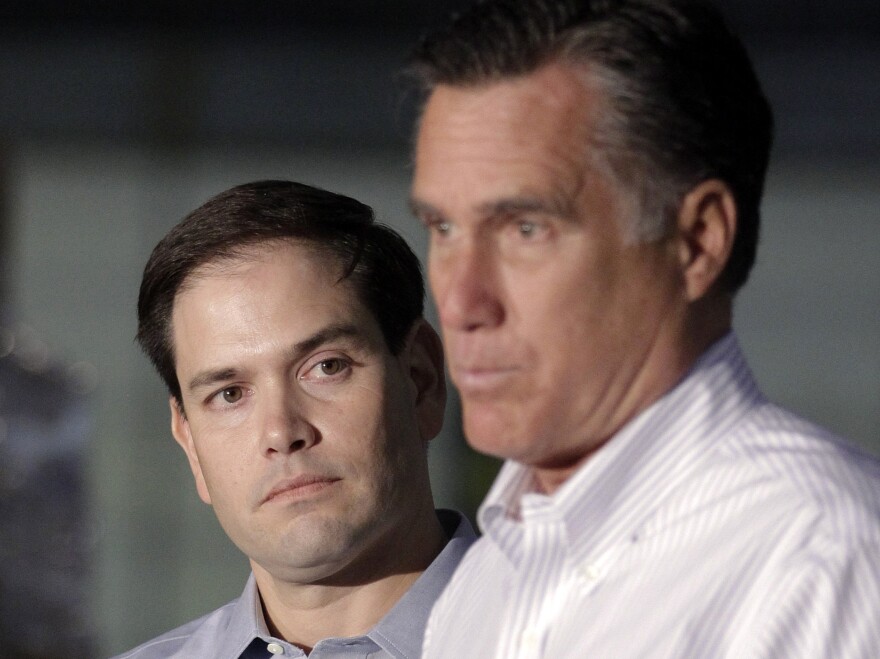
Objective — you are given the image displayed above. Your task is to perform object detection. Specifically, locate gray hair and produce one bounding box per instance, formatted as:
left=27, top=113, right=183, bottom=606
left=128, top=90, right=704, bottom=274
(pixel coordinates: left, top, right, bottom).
left=408, top=0, right=773, bottom=293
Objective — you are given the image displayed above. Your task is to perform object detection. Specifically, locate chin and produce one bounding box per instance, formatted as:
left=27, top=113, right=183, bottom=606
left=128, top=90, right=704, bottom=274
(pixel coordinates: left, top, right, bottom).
left=462, top=398, right=565, bottom=466
left=462, top=410, right=529, bottom=461
left=256, top=536, right=358, bottom=581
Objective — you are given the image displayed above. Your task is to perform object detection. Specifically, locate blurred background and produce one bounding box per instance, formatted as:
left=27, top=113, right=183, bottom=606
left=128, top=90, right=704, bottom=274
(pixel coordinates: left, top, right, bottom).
left=0, top=1, right=877, bottom=656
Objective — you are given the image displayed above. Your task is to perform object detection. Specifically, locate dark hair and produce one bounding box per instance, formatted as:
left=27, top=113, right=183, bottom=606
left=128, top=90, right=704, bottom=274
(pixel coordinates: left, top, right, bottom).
left=407, top=0, right=773, bottom=293
left=137, top=180, right=424, bottom=403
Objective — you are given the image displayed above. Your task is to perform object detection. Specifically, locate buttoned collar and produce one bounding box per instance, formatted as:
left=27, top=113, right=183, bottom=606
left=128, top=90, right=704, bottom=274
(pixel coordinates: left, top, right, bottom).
left=209, top=510, right=476, bottom=658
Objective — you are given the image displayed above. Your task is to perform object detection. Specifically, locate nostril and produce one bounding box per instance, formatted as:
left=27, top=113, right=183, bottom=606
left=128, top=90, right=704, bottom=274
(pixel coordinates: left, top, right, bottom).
left=262, top=413, right=320, bottom=455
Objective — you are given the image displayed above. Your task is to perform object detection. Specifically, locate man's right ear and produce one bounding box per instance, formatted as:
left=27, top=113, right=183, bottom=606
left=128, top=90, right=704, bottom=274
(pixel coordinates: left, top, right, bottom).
left=673, top=179, right=737, bottom=301
left=169, top=397, right=212, bottom=505
left=404, top=319, right=447, bottom=443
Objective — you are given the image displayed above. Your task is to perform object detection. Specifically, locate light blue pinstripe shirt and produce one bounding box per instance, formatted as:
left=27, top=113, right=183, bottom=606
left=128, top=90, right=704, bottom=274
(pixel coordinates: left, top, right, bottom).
left=424, top=334, right=880, bottom=658
left=114, top=510, right=474, bottom=659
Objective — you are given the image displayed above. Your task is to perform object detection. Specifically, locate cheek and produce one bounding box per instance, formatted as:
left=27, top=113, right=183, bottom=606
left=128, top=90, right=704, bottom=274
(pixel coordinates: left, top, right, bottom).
left=323, top=394, right=386, bottom=460
left=191, top=433, right=252, bottom=498
left=201, top=455, right=248, bottom=502
left=349, top=390, right=421, bottom=486
left=427, top=255, right=453, bottom=307
left=321, top=393, right=390, bottom=463
left=512, top=270, right=603, bottom=349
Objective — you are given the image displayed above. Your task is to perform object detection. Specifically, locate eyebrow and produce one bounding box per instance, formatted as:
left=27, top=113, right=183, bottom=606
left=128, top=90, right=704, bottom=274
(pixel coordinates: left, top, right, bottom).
left=408, top=198, right=439, bottom=221
left=185, top=323, right=368, bottom=393
left=478, top=196, right=574, bottom=218
left=409, top=194, right=574, bottom=222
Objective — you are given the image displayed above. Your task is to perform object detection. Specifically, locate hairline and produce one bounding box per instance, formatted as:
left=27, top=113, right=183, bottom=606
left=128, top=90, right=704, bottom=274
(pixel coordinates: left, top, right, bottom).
left=173, top=237, right=348, bottom=296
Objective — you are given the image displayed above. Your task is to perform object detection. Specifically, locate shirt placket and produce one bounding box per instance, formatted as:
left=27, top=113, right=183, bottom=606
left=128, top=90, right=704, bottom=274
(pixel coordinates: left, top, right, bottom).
left=493, top=502, right=568, bottom=659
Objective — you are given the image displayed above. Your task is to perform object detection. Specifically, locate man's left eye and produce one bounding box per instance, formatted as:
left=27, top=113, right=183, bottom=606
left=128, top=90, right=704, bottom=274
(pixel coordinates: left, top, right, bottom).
left=318, top=359, right=346, bottom=376
left=519, top=221, right=537, bottom=236
left=300, top=356, right=353, bottom=383
left=221, top=387, right=243, bottom=403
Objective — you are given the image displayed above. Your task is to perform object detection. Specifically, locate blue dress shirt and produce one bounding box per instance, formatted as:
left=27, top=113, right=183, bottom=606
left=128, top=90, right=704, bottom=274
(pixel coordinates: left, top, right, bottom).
left=114, top=509, right=475, bottom=659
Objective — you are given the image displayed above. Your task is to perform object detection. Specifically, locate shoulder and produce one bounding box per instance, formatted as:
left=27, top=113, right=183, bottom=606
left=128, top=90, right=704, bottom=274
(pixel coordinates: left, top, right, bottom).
left=434, top=532, right=506, bottom=606
left=110, top=601, right=237, bottom=659
left=716, top=402, right=880, bottom=543
left=437, top=508, right=477, bottom=542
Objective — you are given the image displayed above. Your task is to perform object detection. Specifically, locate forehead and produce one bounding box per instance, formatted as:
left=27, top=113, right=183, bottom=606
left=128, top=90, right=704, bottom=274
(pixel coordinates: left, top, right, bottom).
left=171, top=241, right=375, bottom=346
left=421, top=62, right=595, bottom=129
left=413, top=63, right=604, bottom=202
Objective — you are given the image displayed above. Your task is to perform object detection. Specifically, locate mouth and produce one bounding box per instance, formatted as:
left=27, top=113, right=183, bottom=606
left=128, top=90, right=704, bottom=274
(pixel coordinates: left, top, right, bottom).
left=452, top=365, right=519, bottom=394
left=261, top=475, right=341, bottom=504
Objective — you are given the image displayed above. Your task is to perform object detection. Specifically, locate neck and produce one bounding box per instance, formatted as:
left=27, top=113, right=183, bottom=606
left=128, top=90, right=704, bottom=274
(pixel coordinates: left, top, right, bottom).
left=535, top=299, right=732, bottom=495
left=252, top=509, right=446, bottom=653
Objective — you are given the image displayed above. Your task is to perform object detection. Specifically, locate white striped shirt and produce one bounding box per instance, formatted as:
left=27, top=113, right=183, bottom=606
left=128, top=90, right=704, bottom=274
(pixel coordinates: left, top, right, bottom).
left=424, top=333, right=880, bottom=658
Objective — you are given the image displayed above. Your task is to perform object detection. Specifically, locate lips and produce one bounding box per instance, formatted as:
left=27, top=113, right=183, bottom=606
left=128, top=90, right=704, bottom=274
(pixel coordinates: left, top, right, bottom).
left=451, top=364, right=520, bottom=395
left=261, top=475, right=340, bottom=504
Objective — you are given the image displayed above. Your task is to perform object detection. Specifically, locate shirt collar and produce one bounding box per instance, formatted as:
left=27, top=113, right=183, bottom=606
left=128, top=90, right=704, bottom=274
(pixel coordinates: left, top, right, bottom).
left=369, top=510, right=476, bottom=658
left=220, top=574, right=273, bottom=658
left=478, top=332, right=764, bottom=565
left=221, top=510, right=476, bottom=659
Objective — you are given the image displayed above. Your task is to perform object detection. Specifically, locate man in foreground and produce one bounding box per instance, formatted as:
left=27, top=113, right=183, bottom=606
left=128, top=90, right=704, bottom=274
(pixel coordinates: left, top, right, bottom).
left=116, top=180, right=474, bottom=658
left=408, top=0, right=880, bottom=656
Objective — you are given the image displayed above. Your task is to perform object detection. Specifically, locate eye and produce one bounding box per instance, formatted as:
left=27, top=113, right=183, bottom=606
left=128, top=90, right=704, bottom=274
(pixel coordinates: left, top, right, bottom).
left=505, top=216, right=552, bottom=243
left=221, top=387, right=243, bottom=404
left=518, top=221, right=537, bottom=237
left=421, top=213, right=452, bottom=238
left=300, top=356, right=353, bottom=383
left=428, top=220, right=451, bottom=237
left=318, top=359, right=345, bottom=376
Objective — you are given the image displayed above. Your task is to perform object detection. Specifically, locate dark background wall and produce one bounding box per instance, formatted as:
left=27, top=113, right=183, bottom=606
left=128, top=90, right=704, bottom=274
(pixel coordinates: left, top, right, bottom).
left=1, top=1, right=879, bottom=155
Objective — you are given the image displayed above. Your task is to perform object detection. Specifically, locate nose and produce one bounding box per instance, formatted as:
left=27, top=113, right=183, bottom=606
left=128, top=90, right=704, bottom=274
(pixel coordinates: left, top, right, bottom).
left=259, top=392, right=318, bottom=456
left=429, top=238, right=504, bottom=332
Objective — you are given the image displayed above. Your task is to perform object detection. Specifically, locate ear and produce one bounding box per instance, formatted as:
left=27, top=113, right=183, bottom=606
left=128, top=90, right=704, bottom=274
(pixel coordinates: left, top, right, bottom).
left=170, top=397, right=212, bottom=505
left=674, top=179, right=737, bottom=301
left=403, top=319, right=447, bottom=443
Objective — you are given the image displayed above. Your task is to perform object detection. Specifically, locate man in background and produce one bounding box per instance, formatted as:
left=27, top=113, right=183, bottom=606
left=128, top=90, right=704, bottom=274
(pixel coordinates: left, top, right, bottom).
left=117, top=180, right=474, bottom=658
left=408, top=0, right=880, bottom=656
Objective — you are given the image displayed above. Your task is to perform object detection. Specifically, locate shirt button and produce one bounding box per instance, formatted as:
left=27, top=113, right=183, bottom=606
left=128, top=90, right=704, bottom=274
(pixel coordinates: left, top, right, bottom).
left=522, top=629, right=540, bottom=651
left=266, top=642, right=285, bottom=655
left=580, top=564, right=601, bottom=582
